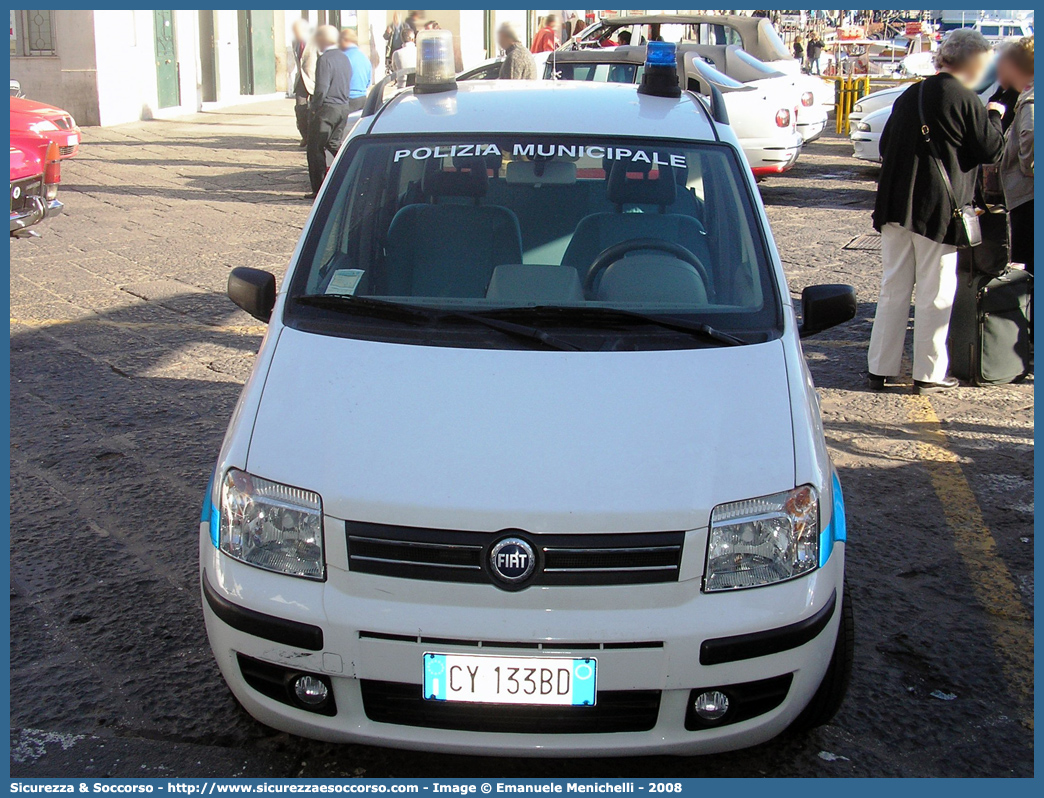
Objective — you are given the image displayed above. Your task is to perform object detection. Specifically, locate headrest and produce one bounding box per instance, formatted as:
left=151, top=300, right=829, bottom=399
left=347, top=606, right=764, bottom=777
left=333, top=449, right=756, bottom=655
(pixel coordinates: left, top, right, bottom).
left=423, top=157, right=488, bottom=198
left=606, top=161, right=677, bottom=207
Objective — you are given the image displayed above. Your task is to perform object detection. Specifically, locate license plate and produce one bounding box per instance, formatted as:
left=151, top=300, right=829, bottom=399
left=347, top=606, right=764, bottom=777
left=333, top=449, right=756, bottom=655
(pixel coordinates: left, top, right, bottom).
left=422, top=652, right=597, bottom=706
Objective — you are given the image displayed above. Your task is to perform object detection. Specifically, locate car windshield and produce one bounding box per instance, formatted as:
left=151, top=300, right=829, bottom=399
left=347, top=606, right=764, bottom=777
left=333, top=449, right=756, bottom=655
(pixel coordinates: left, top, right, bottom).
left=287, top=135, right=781, bottom=350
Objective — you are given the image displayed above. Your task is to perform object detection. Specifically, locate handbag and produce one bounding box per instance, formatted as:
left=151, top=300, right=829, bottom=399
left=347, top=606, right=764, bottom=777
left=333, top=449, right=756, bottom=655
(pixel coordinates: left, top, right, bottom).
left=918, top=83, right=982, bottom=248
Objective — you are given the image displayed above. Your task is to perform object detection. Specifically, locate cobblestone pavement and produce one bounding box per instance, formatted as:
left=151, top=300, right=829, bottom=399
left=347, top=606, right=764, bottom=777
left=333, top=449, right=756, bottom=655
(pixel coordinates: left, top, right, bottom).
left=9, top=99, right=1034, bottom=778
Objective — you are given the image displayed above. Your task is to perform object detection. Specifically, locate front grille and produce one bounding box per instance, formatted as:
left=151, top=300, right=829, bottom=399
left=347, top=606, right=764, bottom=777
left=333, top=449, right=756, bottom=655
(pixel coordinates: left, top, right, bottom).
left=358, top=630, right=664, bottom=651
left=346, top=521, right=684, bottom=587
left=360, top=680, right=661, bottom=733
left=58, top=145, right=75, bottom=156
left=10, top=177, right=42, bottom=213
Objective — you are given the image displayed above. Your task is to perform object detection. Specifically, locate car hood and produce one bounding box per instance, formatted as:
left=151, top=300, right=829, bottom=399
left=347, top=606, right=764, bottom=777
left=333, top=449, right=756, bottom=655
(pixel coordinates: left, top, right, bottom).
left=10, top=96, right=69, bottom=119
left=10, top=145, right=41, bottom=179
left=246, top=327, right=796, bottom=533
left=9, top=131, right=48, bottom=162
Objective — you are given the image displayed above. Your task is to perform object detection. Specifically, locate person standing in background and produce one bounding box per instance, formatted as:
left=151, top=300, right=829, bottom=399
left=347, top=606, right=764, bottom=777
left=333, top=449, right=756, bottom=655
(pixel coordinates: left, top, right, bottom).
left=867, top=29, right=1005, bottom=394
left=307, top=25, right=352, bottom=198
left=806, top=33, right=823, bottom=75
left=996, top=37, right=1034, bottom=274
left=392, top=27, right=417, bottom=89
left=792, top=36, right=804, bottom=64
left=291, top=19, right=317, bottom=148
left=498, top=23, right=536, bottom=80
left=530, top=14, right=560, bottom=53
left=339, top=28, right=372, bottom=113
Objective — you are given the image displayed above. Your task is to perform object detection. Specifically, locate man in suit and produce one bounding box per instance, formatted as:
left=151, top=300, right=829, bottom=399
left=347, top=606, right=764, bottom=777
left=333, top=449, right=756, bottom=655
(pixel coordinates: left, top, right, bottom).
left=308, top=25, right=353, bottom=198
left=291, top=19, right=317, bottom=148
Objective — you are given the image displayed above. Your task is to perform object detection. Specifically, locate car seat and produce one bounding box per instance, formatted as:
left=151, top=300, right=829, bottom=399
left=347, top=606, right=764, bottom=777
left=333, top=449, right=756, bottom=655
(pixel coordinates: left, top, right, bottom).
left=383, top=158, right=523, bottom=298
left=561, top=161, right=712, bottom=293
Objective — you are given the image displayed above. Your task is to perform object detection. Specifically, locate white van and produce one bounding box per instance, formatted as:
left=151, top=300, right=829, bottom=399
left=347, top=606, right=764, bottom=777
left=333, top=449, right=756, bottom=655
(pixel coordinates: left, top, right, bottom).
left=200, top=40, right=857, bottom=756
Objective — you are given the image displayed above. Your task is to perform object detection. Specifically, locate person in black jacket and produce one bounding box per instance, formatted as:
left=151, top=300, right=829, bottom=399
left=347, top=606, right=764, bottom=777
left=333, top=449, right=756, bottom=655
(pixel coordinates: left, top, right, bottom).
left=867, top=29, right=1005, bottom=394
left=307, top=25, right=353, bottom=198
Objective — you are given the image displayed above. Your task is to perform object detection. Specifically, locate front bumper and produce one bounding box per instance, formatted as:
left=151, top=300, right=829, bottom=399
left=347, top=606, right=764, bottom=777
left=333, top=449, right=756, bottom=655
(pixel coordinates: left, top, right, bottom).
left=10, top=196, right=63, bottom=233
left=200, top=523, right=844, bottom=756
left=850, top=135, right=881, bottom=163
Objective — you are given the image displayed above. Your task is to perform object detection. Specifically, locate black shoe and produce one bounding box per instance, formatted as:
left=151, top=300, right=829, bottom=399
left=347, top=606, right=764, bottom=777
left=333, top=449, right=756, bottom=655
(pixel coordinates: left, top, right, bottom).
left=913, top=377, right=959, bottom=395
left=867, top=372, right=889, bottom=391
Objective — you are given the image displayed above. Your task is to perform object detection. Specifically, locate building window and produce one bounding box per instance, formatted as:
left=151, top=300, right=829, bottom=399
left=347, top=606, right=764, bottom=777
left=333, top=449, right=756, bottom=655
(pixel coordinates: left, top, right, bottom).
left=11, top=9, right=56, bottom=56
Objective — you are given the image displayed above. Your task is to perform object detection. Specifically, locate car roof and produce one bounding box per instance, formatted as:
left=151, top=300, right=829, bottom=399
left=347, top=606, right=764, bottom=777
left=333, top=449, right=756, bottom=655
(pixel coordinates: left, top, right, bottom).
left=366, top=80, right=718, bottom=142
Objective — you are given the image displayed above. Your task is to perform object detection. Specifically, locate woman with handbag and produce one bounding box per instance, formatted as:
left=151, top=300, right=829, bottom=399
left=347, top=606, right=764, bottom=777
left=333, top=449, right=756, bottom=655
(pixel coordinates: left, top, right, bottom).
left=867, top=29, right=1005, bottom=394
left=996, top=37, right=1034, bottom=275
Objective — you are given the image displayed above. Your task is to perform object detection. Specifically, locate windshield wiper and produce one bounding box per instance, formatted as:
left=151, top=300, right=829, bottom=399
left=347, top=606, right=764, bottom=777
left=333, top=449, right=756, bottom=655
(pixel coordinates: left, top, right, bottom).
left=294, top=294, right=581, bottom=351
left=478, top=306, right=747, bottom=347
left=296, top=293, right=435, bottom=323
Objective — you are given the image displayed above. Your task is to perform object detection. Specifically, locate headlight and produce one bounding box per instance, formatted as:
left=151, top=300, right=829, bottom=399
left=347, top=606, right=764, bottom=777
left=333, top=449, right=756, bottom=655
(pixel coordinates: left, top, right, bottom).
left=219, top=469, right=324, bottom=579
left=704, top=485, right=819, bottom=592
left=28, top=119, right=58, bottom=132
left=855, top=121, right=871, bottom=132
left=853, top=103, right=864, bottom=114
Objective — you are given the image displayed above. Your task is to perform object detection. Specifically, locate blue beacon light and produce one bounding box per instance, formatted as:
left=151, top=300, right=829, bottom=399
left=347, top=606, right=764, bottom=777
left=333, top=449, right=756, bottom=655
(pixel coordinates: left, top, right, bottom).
left=638, top=41, right=682, bottom=98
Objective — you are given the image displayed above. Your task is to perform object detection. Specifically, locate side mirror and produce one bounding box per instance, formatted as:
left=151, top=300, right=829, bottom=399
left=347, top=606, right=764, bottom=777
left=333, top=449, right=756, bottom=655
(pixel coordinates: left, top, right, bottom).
left=800, top=284, right=857, bottom=337
left=228, top=267, right=276, bottom=322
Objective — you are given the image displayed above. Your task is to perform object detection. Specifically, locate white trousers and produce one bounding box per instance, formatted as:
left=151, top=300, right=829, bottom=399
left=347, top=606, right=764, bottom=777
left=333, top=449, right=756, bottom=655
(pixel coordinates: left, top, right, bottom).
left=867, top=223, right=958, bottom=383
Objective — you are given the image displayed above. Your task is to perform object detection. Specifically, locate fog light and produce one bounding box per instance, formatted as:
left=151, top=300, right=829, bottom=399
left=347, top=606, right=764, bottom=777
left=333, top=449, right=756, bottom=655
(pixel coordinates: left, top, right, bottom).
left=293, top=674, right=329, bottom=706
left=693, top=690, right=730, bottom=721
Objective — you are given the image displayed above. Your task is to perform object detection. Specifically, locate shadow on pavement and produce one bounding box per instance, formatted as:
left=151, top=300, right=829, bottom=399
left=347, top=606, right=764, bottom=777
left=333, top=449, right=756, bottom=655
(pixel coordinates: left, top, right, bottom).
left=8, top=292, right=1034, bottom=778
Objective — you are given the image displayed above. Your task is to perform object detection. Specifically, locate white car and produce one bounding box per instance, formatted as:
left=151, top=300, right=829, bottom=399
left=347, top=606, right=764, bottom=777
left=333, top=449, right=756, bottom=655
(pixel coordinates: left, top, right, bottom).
left=848, top=84, right=910, bottom=127
left=202, top=40, right=855, bottom=756
left=850, top=104, right=891, bottom=162
left=850, top=67, right=1000, bottom=162
left=545, top=47, right=804, bottom=177
left=680, top=44, right=828, bottom=144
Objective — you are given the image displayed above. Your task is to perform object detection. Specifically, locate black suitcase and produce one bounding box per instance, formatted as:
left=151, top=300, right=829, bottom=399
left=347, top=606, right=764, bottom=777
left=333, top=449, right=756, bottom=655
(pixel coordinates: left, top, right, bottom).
left=948, top=267, right=1032, bottom=385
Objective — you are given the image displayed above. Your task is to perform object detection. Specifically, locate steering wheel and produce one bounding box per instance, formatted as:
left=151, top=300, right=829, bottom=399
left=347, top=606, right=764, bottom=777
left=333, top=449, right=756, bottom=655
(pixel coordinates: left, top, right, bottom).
left=584, top=238, right=714, bottom=299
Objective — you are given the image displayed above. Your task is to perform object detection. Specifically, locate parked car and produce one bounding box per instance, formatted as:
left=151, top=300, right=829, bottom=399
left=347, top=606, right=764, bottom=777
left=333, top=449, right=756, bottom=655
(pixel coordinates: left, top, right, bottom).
left=850, top=105, right=891, bottom=163
left=202, top=41, right=857, bottom=755
left=850, top=64, right=999, bottom=162
left=545, top=47, right=803, bottom=177
left=10, top=132, right=63, bottom=236
left=10, top=96, right=81, bottom=160
left=566, top=14, right=793, bottom=66
left=678, top=44, right=827, bottom=143
left=565, top=14, right=834, bottom=115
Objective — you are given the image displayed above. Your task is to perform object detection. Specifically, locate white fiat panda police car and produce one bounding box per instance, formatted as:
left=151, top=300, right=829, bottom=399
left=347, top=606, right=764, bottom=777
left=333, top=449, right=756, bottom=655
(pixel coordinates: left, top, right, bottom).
left=201, top=35, right=857, bottom=756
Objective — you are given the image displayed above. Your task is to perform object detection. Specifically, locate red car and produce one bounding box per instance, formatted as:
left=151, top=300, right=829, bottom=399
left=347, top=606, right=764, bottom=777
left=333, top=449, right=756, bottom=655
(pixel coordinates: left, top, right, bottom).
left=10, top=96, right=81, bottom=159
left=10, top=131, right=62, bottom=236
